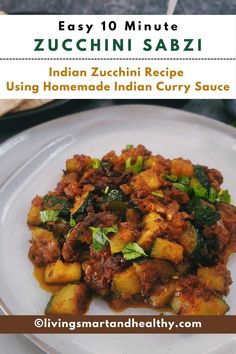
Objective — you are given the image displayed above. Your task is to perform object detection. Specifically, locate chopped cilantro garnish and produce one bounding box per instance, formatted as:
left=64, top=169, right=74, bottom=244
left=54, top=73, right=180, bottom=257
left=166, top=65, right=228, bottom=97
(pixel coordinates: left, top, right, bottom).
left=89, top=225, right=118, bottom=251
left=125, top=156, right=143, bottom=174
left=70, top=217, right=76, bottom=227
left=188, top=198, right=220, bottom=227
left=151, top=191, right=164, bottom=198
left=126, top=144, right=134, bottom=150
left=91, top=158, right=101, bottom=169
left=40, top=210, right=59, bottom=223
left=218, top=189, right=231, bottom=204
left=192, top=180, right=208, bottom=199
left=194, top=203, right=220, bottom=226
left=194, top=165, right=210, bottom=190
left=122, top=242, right=147, bottom=260
left=208, top=187, right=217, bottom=203
left=173, top=183, right=190, bottom=193
left=178, top=175, right=190, bottom=185
left=163, top=174, right=178, bottom=182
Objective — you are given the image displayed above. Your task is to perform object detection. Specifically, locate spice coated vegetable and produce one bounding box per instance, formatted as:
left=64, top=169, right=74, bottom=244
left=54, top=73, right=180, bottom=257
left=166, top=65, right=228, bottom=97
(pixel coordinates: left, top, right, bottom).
left=27, top=145, right=236, bottom=315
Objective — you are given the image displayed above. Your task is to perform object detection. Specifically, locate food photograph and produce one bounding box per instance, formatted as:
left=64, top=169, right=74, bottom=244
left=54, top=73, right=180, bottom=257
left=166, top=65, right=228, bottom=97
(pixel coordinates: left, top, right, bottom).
left=0, top=99, right=236, bottom=354
left=0, top=0, right=236, bottom=354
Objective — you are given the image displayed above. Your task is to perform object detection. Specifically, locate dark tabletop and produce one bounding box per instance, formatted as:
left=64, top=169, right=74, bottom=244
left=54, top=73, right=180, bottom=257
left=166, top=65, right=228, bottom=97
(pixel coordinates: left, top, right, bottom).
left=0, top=0, right=235, bottom=14
left=0, top=99, right=235, bottom=145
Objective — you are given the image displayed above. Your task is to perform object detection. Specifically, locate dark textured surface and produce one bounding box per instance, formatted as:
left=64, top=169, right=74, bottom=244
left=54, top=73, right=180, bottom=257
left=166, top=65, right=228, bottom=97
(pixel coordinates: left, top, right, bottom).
left=0, top=99, right=235, bottom=144
left=0, top=0, right=235, bottom=14
left=0, top=0, right=167, bottom=14
left=176, top=0, right=236, bottom=15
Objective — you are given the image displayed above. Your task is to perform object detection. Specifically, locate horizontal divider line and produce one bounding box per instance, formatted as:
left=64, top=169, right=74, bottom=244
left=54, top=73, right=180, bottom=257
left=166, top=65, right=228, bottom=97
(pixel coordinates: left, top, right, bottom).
left=0, top=58, right=235, bottom=61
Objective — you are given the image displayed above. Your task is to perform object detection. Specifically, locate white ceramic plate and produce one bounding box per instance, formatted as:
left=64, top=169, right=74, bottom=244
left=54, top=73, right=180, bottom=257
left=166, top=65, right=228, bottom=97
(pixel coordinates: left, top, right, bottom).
left=0, top=104, right=236, bottom=354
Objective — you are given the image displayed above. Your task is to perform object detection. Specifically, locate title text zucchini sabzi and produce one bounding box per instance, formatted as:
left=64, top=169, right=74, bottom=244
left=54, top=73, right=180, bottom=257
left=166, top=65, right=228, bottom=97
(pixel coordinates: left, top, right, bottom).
left=34, top=20, right=201, bottom=52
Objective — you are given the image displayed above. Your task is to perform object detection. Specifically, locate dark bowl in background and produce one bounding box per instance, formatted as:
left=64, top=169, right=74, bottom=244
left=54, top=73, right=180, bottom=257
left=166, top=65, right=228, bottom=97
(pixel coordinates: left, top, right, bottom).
left=0, top=98, right=190, bottom=131
left=0, top=100, right=83, bottom=131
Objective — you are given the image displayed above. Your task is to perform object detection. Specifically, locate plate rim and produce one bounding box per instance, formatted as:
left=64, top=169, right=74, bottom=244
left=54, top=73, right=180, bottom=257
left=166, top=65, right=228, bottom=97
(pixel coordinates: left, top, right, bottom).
left=0, top=103, right=236, bottom=354
left=0, top=104, right=235, bottom=150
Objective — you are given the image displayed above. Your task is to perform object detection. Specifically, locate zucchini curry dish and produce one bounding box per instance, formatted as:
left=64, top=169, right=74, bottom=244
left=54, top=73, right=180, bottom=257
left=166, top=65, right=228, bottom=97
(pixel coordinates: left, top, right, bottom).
left=27, top=145, right=236, bottom=315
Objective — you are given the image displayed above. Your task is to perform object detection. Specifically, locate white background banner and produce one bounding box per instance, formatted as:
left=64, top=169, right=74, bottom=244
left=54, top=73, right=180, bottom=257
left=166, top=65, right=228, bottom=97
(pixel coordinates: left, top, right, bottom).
left=0, top=15, right=235, bottom=98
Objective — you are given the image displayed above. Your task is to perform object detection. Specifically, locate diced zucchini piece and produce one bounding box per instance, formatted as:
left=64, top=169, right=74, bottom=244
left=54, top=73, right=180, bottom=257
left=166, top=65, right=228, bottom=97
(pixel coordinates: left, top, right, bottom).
left=66, top=158, right=80, bottom=172
left=27, top=206, right=41, bottom=225
left=143, top=157, right=153, bottom=170
left=126, top=208, right=140, bottom=223
left=143, top=155, right=169, bottom=174
left=112, top=266, right=141, bottom=299
left=151, top=238, right=183, bottom=264
left=197, top=266, right=230, bottom=295
left=171, top=158, right=193, bottom=178
left=174, top=261, right=192, bottom=276
left=149, top=282, right=176, bottom=308
left=66, top=155, right=91, bottom=173
left=45, top=259, right=81, bottom=284
left=71, top=185, right=94, bottom=217
left=134, top=259, right=175, bottom=283
left=178, top=223, right=198, bottom=255
left=110, top=228, right=134, bottom=254
left=171, top=291, right=229, bottom=315
left=137, top=212, right=163, bottom=251
left=31, top=227, right=55, bottom=241
left=132, top=169, right=161, bottom=191
left=45, top=283, right=88, bottom=315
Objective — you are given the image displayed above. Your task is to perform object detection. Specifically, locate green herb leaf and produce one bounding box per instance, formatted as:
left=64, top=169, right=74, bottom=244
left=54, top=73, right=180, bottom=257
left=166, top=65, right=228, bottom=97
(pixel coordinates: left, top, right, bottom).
left=70, top=217, right=76, bottom=227
left=194, top=203, right=220, bottom=226
left=103, top=188, right=125, bottom=202
left=89, top=225, right=118, bottom=251
left=43, top=195, right=72, bottom=218
left=122, top=242, right=148, bottom=260
left=125, top=156, right=143, bottom=174
left=208, top=187, right=217, bottom=203
left=192, top=181, right=208, bottom=198
left=103, top=225, right=118, bottom=234
left=178, top=175, right=190, bottom=185
left=163, top=174, right=178, bottom=182
left=189, top=198, right=220, bottom=226
left=218, top=190, right=231, bottom=204
left=40, top=210, right=60, bottom=223
left=89, top=227, right=110, bottom=251
left=126, top=144, right=134, bottom=150
left=173, top=183, right=190, bottom=193
left=71, top=193, right=93, bottom=222
left=151, top=191, right=164, bottom=198
left=194, top=165, right=210, bottom=190
left=91, top=158, right=101, bottom=169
